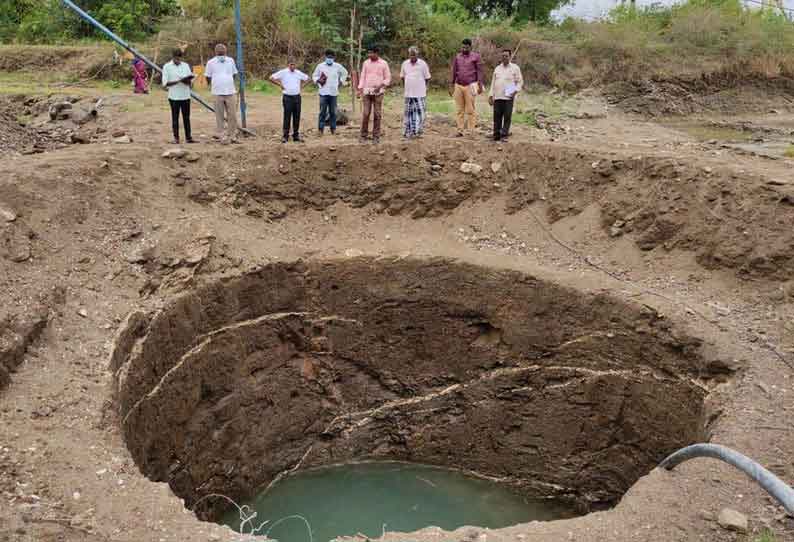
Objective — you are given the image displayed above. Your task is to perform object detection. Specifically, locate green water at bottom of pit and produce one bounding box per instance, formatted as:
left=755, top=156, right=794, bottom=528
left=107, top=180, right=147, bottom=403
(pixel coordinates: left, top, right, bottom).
left=220, top=462, right=578, bottom=542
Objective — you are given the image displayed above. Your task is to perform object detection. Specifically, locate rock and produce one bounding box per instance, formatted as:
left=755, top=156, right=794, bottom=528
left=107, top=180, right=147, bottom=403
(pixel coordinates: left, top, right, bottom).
left=113, top=135, right=132, bottom=144
left=1, top=227, right=31, bottom=262
left=185, top=153, right=200, bottom=163
left=706, top=301, right=732, bottom=317
left=70, top=133, right=90, bottom=144
left=431, top=164, right=443, bottom=171
left=717, top=508, right=748, bottom=533
left=460, top=162, right=483, bottom=175
left=111, top=129, right=126, bottom=138
left=183, top=238, right=212, bottom=265
left=161, top=148, right=188, bottom=159
left=491, top=162, right=502, bottom=173
left=0, top=205, right=17, bottom=222
left=77, top=309, right=88, bottom=318
left=125, top=244, right=157, bottom=264
left=344, top=248, right=364, bottom=258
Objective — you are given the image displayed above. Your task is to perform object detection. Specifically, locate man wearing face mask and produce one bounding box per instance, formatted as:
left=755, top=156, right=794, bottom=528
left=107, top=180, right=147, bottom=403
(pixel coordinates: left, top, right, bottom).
left=205, top=44, right=240, bottom=144
left=312, top=50, right=349, bottom=136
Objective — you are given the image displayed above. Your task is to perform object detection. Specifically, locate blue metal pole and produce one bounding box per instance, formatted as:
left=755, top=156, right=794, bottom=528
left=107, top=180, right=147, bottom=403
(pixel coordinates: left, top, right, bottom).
left=234, top=0, right=247, bottom=128
left=60, top=0, right=215, bottom=113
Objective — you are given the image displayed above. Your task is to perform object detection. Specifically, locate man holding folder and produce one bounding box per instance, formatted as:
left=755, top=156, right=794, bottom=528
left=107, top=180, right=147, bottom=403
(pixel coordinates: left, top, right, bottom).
left=162, top=49, right=195, bottom=144
left=488, top=49, right=524, bottom=142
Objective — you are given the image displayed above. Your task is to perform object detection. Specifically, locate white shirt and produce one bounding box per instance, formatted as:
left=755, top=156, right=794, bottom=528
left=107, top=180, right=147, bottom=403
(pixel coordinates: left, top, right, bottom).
left=312, top=62, right=349, bottom=97
left=400, top=58, right=431, bottom=98
left=205, top=56, right=238, bottom=96
left=489, top=62, right=524, bottom=100
left=271, top=68, right=309, bottom=96
left=162, top=60, right=192, bottom=101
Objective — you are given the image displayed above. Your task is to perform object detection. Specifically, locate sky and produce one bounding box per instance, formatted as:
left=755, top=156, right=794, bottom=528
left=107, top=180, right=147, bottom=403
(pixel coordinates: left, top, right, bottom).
left=552, top=0, right=794, bottom=20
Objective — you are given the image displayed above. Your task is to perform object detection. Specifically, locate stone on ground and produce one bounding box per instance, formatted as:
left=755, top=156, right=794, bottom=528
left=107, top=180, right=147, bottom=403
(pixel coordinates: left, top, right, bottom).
left=717, top=508, right=748, bottom=533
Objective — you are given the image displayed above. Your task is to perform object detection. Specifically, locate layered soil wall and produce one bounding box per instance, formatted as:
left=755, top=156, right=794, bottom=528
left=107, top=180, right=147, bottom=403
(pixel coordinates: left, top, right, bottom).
left=110, top=258, right=733, bottom=519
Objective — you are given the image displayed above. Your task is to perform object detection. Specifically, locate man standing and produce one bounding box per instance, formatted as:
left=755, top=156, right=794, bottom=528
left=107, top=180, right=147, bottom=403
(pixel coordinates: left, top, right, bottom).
left=400, top=46, right=431, bottom=139
left=488, top=49, right=524, bottom=142
left=205, top=44, right=239, bottom=144
left=270, top=60, right=310, bottom=143
left=162, top=49, right=195, bottom=144
left=357, top=46, right=391, bottom=144
left=313, top=50, right=348, bottom=136
left=449, top=38, right=483, bottom=137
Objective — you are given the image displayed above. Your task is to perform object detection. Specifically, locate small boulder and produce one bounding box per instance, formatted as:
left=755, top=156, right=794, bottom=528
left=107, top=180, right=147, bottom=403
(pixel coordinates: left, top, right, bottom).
left=0, top=205, right=17, bottom=222
left=491, top=162, right=502, bottom=173
left=113, top=135, right=133, bottom=144
left=460, top=162, right=483, bottom=175
left=161, top=148, right=188, bottom=160
left=717, top=508, right=748, bottom=533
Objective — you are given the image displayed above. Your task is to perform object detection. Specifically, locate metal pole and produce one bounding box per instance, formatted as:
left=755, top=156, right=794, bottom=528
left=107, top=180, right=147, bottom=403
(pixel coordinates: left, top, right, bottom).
left=234, top=0, right=247, bottom=128
left=60, top=0, right=215, bottom=113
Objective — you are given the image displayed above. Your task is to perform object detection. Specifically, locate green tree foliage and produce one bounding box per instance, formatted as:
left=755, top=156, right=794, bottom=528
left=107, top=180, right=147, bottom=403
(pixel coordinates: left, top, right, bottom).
left=458, top=0, right=569, bottom=23
left=1, top=0, right=180, bottom=43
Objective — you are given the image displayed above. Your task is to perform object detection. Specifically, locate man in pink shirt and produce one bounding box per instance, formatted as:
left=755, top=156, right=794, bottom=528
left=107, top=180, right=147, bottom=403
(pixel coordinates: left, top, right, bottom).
left=357, top=46, right=391, bottom=143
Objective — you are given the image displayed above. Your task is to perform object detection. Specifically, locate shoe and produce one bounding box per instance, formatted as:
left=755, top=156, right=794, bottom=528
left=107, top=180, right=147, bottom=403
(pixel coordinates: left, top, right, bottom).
left=455, top=132, right=464, bottom=137
left=171, top=139, right=179, bottom=144
left=186, top=138, right=196, bottom=144
left=319, top=129, right=324, bottom=136
left=293, top=135, right=303, bottom=143
left=373, top=137, right=381, bottom=144
left=330, top=130, right=336, bottom=135
left=281, top=137, right=288, bottom=143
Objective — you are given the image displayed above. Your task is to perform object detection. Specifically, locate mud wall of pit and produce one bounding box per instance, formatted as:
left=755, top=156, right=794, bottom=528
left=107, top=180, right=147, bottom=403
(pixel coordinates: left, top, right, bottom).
left=110, top=258, right=732, bottom=519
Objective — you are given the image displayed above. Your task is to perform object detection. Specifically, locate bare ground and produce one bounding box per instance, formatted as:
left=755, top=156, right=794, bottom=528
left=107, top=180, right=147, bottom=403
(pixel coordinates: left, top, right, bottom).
left=0, top=79, right=793, bottom=542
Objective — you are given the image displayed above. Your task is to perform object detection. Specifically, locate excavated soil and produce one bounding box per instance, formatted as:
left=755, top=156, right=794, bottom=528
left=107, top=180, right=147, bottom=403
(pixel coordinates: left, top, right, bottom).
left=605, top=74, right=794, bottom=117
left=1, top=83, right=793, bottom=542
left=111, top=258, right=732, bottom=520
left=182, top=142, right=794, bottom=281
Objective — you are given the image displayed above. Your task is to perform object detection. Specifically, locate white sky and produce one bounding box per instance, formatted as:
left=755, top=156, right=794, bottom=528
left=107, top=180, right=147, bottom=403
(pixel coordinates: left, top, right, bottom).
left=552, top=0, right=794, bottom=20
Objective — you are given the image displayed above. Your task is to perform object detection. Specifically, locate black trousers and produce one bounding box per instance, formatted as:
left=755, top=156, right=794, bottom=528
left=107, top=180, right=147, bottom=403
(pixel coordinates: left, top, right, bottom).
left=283, top=95, right=301, bottom=139
left=493, top=98, right=514, bottom=140
left=169, top=99, right=191, bottom=141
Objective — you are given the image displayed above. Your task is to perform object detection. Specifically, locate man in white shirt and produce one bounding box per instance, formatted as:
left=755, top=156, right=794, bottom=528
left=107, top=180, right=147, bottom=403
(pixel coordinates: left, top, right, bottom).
left=205, top=43, right=239, bottom=144
left=488, top=49, right=524, bottom=142
left=312, top=50, right=349, bottom=136
left=270, top=60, right=310, bottom=143
left=161, top=49, right=195, bottom=144
left=400, top=46, right=431, bottom=139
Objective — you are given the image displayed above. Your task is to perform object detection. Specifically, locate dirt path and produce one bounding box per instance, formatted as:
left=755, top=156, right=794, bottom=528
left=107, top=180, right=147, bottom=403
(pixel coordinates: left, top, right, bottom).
left=0, top=83, right=792, bottom=542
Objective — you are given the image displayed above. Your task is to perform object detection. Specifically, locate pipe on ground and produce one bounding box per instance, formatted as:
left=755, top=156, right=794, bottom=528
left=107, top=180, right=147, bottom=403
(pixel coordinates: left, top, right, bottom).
left=661, top=443, right=794, bottom=516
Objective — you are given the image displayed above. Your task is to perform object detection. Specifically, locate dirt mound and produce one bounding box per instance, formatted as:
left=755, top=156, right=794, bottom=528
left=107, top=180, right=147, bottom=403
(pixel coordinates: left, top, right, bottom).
left=604, top=74, right=794, bottom=116
left=0, top=95, right=112, bottom=154
left=0, top=44, right=119, bottom=79
left=175, top=141, right=794, bottom=281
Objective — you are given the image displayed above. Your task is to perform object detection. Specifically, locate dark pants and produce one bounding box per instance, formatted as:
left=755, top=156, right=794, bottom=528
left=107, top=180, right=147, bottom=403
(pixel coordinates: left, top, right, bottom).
left=319, top=95, right=338, bottom=132
left=169, top=99, right=191, bottom=141
left=282, top=95, right=301, bottom=140
left=361, top=94, right=384, bottom=138
left=493, top=98, right=514, bottom=140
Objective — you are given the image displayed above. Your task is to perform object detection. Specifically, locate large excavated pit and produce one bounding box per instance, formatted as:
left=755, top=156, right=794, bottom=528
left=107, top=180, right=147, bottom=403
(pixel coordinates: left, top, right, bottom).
left=109, top=257, right=731, bottom=526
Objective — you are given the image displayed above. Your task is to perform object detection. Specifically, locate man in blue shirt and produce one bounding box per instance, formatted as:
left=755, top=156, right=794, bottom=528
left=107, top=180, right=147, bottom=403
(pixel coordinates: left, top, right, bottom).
left=312, top=50, right=349, bottom=136
left=271, top=60, right=310, bottom=143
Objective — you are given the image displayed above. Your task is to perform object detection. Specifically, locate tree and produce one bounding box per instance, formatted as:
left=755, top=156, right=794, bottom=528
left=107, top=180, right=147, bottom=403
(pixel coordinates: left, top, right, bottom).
left=458, top=0, right=570, bottom=23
